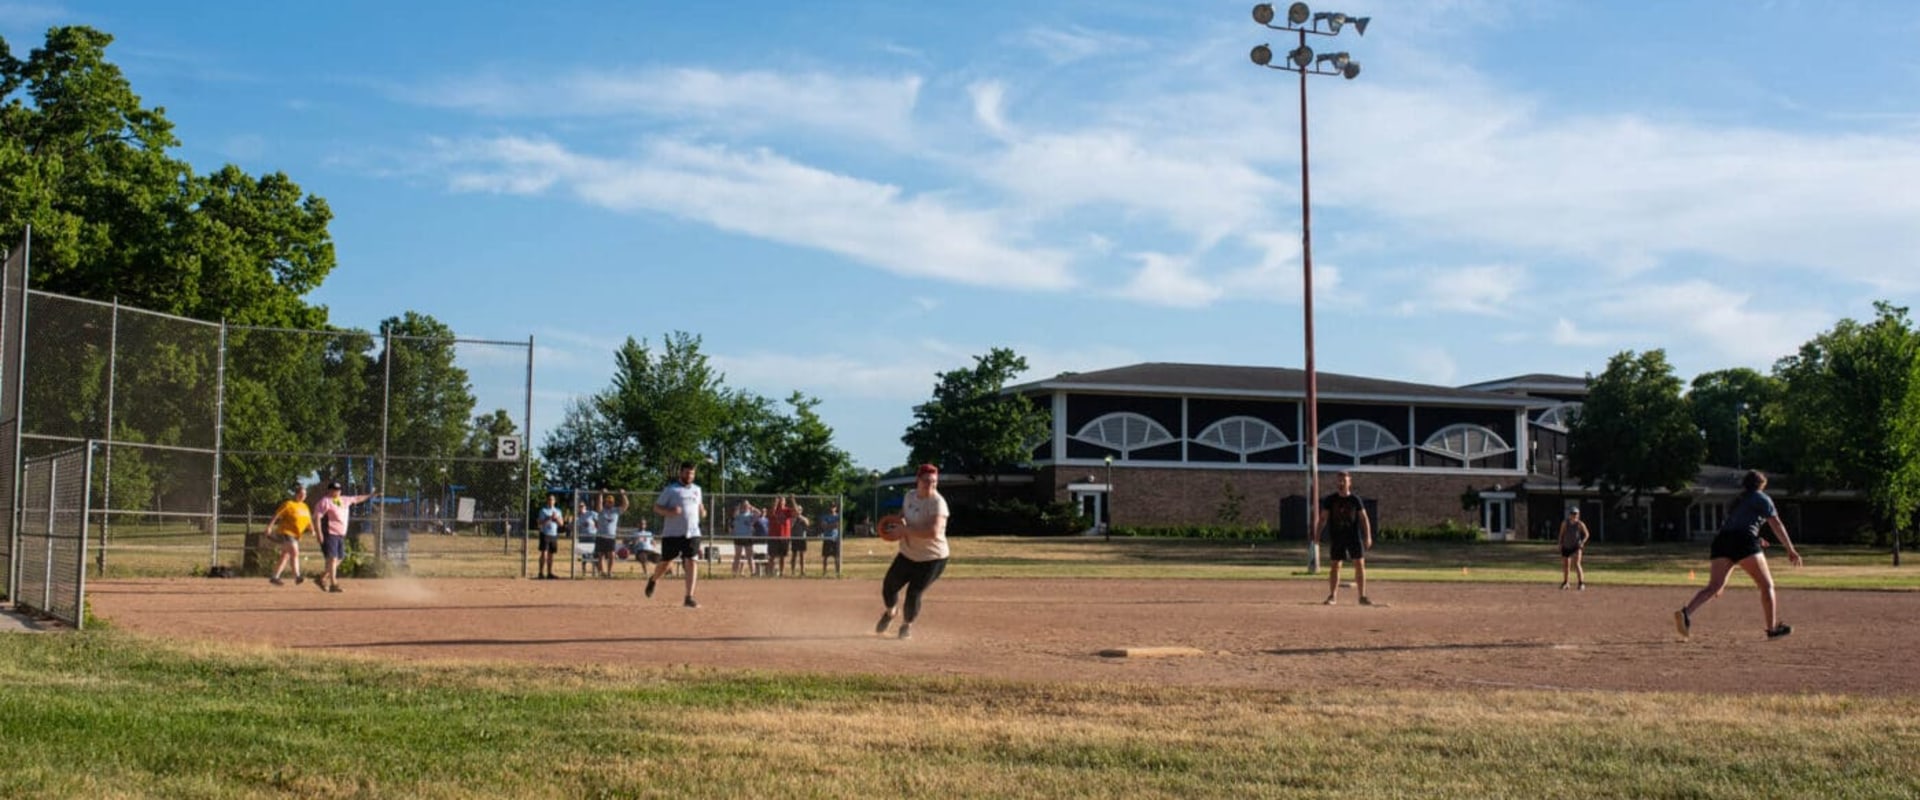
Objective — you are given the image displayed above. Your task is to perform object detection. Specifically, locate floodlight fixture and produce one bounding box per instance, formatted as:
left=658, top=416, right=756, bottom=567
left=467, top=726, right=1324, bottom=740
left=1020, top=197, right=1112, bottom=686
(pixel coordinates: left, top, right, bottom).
left=1288, top=2, right=1311, bottom=25
left=1351, top=16, right=1370, bottom=35
left=1251, top=44, right=1274, bottom=66
left=1253, top=3, right=1276, bottom=25
left=1317, top=52, right=1350, bottom=71
left=1289, top=45, right=1314, bottom=68
left=1343, top=61, right=1361, bottom=79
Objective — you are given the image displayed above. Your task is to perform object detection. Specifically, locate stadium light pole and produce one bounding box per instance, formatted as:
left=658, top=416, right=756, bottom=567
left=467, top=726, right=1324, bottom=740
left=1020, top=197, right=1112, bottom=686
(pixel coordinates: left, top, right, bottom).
left=1555, top=452, right=1565, bottom=517
left=1249, top=2, right=1367, bottom=575
left=1733, top=401, right=1745, bottom=470
left=1104, top=454, right=1115, bottom=542
left=870, top=469, right=881, bottom=533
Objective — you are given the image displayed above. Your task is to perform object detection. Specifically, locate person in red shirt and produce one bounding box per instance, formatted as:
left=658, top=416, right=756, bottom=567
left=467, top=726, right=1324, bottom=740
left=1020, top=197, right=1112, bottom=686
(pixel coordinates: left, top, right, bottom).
left=766, top=496, right=797, bottom=577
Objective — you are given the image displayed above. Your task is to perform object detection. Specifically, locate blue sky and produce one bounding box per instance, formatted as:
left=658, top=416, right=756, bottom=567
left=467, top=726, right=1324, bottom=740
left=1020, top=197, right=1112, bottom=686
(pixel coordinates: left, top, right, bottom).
left=5, top=1, right=1919, bottom=471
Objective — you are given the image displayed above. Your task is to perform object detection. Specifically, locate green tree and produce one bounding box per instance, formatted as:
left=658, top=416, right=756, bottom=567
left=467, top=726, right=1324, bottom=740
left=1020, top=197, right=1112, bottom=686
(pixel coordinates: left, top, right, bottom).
left=902, top=348, right=1048, bottom=479
left=760, top=392, right=854, bottom=495
left=451, top=408, right=528, bottom=519
left=1771, top=302, right=1920, bottom=536
left=540, top=397, right=620, bottom=491
left=1687, top=368, right=1782, bottom=469
left=1568, top=350, right=1703, bottom=542
left=596, top=332, right=732, bottom=488
left=1, top=26, right=333, bottom=326
left=358, top=313, right=475, bottom=492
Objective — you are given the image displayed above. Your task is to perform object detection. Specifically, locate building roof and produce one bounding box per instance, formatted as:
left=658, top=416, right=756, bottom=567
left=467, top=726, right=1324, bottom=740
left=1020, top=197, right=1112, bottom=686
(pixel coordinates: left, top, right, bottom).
left=1460, top=373, right=1590, bottom=396
left=1007, top=362, right=1536, bottom=407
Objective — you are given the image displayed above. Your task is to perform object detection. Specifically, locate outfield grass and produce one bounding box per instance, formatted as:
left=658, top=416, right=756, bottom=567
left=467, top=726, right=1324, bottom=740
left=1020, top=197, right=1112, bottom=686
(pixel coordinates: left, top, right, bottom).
left=0, top=633, right=1915, bottom=798
left=79, top=531, right=1920, bottom=591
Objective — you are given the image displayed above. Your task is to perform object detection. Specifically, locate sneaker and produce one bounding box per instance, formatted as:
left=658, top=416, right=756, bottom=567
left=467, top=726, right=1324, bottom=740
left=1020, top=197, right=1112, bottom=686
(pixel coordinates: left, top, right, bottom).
left=294, top=574, right=305, bottom=585
left=1559, top=581, right=1569, bottom=590
left=874, top=611, right=895, bottom=635
left=1673, top=609, right=1691, bottom=639
left=897, top=623, right=912, bottom=640
left=328, top=584, right=343, bottom=594
left=269, top=577, right=284, bottom=586
left=1358, top=596, right=1375, bottom=607
left=1766, top=624, right=1793, bottom=640
left=645, top=578, right=657, bottom=598
left=1322, top=596, right=1336, bottom=606
left=683, top=596, right=700, bottom=609
left=316, top=578, right=330, bottom=592
left=1577, top=583, right=1586, bottom=591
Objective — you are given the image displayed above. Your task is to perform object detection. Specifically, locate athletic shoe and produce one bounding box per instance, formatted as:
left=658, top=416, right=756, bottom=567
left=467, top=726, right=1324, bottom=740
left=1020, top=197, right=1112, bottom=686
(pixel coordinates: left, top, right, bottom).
left=1673, top=609, right=1691, bottom=639
left=645, top=578, right=657, bottom=598
left=1322, top=596, right=1336, bottom=606
left=316, top=579, right=329, bottom=592
left=1358, top=596, right=1375, bottom=606
left=1559, top=581, right=1569, bottom=590
left=294, top=574, right=305, bottom=585
left=328, top=584, right=343, bottom=594
left=875, top=611, right=895, bottom=635
left=1577, top=583, right=1586, bottom=591
left=683, top=596, right=699, bottom=609
left=897, top=623, right=912, bottom=640
left=1766, top=624, right=1793, bottom=639
left=269, top=577, right=284, bottom=586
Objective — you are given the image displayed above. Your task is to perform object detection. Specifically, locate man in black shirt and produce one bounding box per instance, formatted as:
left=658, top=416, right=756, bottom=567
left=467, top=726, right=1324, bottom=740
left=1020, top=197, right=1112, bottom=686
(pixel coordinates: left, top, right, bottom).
left=1315, top=471, right=1374, bottom=605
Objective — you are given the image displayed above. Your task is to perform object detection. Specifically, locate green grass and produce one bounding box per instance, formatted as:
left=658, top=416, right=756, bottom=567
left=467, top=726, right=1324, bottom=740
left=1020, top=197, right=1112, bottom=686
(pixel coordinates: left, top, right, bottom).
left=1, top=633, right=1915, bottom=798
left=77, top=530, right=1920, bottom=590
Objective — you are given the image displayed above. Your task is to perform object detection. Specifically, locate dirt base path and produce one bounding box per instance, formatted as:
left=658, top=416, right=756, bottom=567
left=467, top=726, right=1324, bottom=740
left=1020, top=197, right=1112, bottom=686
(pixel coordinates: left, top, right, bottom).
left=86, top=576, right=1920, bottom=694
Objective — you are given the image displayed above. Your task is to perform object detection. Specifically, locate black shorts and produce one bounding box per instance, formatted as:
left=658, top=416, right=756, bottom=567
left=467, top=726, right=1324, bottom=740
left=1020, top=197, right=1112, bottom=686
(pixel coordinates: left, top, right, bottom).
left=538, top=535, right=558, bottom=554
left=767, top=540, right=790, bottom=559
left=594, top=536, right=616, bottom=556
left=821, top=539, right=840, bottom=558
left=1559, top=545, right=1582, bottom=559
left=791, top=539, right=808, bottom=553
left=1710, top=530, right=1763, bottom=562
left=1326, top=533, right=1365, bottom=562
left=660, top=537, right=700, bottom=562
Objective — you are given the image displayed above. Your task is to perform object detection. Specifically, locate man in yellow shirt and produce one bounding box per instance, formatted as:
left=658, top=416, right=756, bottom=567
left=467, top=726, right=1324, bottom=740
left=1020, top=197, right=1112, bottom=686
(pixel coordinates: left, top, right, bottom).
left=267, top=484, right=314, bottom=586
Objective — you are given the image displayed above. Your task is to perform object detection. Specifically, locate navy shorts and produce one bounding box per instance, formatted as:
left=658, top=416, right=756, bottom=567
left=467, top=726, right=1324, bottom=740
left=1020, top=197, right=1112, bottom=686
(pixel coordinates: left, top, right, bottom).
left=660, top=537, right=700, bottom=562
left=1710, top=530, right=1763, bottom=562
left=538, top=535, right=558, bottom=554
left=767, top=540, right=789, bottom=559
left=594, top=536, right=616, bottom=556
left=320, top=534, right=346, bottom=560
left=791, top=539, right=808, bottom=553
left=821, top=539, right=840, bottom=558
left=1326, top=533, right=1365, bottom=562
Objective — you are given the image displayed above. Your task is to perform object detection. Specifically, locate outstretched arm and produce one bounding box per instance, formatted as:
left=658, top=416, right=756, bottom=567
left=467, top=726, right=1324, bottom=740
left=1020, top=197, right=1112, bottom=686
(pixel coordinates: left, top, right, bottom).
left=1766, top=516, right=1802, bottom=566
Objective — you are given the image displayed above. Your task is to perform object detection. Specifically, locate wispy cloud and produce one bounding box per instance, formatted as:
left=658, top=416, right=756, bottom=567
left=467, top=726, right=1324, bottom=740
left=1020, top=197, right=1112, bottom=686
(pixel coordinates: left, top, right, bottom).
left=1115, top=252, right=1222, bottom=308
left=1394, top=264, right=1526, bottom=316
left=404, top=67, right=924, bottom=144
left=1593, top=280, right=1830, bottom=364
left=433, top=136, right=1076, bottom=291
left=0, top=1, right=66, bottom=31
left=1017, top=25, right=1148, bottom=65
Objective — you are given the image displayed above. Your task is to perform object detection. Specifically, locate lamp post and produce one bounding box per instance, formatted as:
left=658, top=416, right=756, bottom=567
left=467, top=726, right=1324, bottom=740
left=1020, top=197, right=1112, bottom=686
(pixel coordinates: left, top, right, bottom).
left=1250, top=2, right=1368, bottom=574
left=1733, top=401, right=1745, bottom=469
left=870, top=469, right=881, bottom=535
left=1104, top=454, right=1115, bottom=541
left=1555, top=452, right=1566, bottom=517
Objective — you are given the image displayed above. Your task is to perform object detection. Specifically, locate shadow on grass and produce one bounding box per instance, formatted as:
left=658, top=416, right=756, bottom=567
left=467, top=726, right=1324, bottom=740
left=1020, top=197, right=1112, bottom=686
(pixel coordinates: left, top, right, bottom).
left=302, top=633, right=874, bottom=649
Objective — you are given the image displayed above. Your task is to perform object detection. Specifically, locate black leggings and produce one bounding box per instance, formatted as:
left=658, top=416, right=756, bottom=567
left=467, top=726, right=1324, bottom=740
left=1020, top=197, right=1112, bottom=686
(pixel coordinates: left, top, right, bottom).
left=881, top=555, right=948, bottom=623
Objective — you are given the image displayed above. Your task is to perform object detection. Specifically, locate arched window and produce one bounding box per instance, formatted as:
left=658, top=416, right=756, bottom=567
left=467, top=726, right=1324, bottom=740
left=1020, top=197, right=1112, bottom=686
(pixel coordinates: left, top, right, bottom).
left=1318, top=420, right=1401, bottom=458
left=1536, top=402, right=1582, bottom=432
left=1422, top=424, right=1513, bottom=462
left=1194, top=416, right=1291, bottom=456
left=1072, top=412, right=1175, bottom=456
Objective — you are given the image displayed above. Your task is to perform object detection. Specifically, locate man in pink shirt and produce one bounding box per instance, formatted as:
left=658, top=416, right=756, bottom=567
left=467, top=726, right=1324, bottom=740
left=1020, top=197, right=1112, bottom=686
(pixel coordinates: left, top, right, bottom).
left=312, top=480, right=378, bottom=593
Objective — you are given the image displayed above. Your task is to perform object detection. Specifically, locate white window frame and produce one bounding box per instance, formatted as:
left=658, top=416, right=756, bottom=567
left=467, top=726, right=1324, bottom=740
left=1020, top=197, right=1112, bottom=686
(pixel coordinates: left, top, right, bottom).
left=1318, top=420, right=1402, bottom=459
left=1420, top=423, right=1514, bottom=466
left=1193, top=416, right=1291, bottom=458
left=1536, top=402, right=1582, bottom=432
left=1071, top=412, right=1176, bottom=457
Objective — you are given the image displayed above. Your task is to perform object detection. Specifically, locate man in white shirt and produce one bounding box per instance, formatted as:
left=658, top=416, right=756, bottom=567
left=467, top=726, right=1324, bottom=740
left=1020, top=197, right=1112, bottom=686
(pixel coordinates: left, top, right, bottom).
left=874, top=464, right=949, bottom=640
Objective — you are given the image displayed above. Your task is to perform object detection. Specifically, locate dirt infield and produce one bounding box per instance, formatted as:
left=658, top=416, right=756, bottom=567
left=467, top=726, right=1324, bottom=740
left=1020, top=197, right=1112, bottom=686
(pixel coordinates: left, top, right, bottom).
left=86, top=576, right=1920, bottom=695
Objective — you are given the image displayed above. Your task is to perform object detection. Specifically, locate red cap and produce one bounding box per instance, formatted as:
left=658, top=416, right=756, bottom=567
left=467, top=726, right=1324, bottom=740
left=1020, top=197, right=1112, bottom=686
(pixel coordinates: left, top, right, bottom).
left=917, top=463, right=939, bottom=476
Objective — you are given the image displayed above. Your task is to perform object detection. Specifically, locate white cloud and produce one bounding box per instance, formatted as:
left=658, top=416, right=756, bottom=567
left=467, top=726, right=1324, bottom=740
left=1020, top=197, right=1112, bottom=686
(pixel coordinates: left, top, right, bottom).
left=1592, top=280, right=1829, bottom=365
left=969, top=80, right=1012, bottom=139
left=407, top=67, right=924, bottom=144
left=1394, top=263, right=1525, bottom=316
left=1398, top=344, right=1459, bottom=385
left=1017, top=25, right=1148, bottom=65
left=1115, top=252, right=1222, bottom=308
left=434, top=136, right=1075, bottom=291
left=1550, top=317, right=1608, bottom=347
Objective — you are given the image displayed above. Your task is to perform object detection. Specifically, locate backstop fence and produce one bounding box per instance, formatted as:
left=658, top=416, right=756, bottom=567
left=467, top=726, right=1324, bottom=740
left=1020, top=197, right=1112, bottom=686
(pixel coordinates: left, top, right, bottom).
left=0, top=228, right=537, bottom=619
